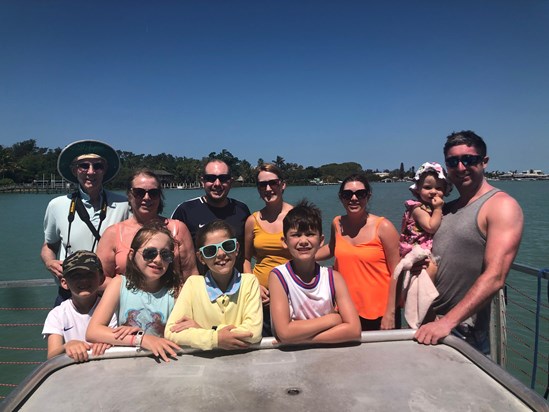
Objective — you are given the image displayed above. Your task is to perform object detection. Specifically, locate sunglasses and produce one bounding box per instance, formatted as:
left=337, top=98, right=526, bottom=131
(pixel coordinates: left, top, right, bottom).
left=445, top=155, right=484, bottom=168
left=140, top=247, right=174, bottom=263
left=76, top=162, right=105, bottom=172
left=257, top=179, right=281, bottom=189
left=339, top=189, right=369, bottom=201
left=199, top=238, right=237, bottom=259
left=203, top=174, right=231, bottom=183
left=131, top=187, right=162, bottom=200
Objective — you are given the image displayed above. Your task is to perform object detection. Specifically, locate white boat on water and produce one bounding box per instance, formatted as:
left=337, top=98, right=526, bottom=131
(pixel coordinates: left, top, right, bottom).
left=499, top=170, right=549, bottom=181
left=1, top=331, right=547, bottom=412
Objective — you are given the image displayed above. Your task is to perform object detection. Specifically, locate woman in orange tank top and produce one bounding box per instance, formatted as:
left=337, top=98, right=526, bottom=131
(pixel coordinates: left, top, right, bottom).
left=316, top=174, right=400, bottom=330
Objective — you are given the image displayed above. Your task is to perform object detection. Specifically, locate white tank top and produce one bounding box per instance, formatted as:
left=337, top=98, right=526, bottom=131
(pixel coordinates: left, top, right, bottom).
left=271, top=262, right=336, bottom=321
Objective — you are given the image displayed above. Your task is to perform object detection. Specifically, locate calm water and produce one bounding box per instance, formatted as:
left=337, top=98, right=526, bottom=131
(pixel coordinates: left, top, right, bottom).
left=0, top=181, right=547, bottom=396
left=1, top=180, right=547, bottom=282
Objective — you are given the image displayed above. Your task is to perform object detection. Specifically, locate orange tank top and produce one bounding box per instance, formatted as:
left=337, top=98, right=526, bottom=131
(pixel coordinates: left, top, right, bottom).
left=333, top=216, right=390, bottom=319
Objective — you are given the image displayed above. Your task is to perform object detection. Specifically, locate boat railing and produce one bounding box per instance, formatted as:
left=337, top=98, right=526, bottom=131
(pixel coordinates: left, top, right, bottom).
left=0, top=262, right=547, bottom=401
left=495, top=263, right=548, bottom=398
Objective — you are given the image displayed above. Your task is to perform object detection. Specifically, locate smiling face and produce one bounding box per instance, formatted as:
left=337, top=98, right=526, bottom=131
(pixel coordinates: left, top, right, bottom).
left=132, top=232, right=172, bottom=282
left=71, top=156, right=107, bottom=196
left=339, top=180, right=370, bottom=215
left=257, top=170, right=285, bottom=204
left=62, top=270, right=104, bottom=298
left=202, top=161, right=232, bottom=206
left=129, top=174, right=161, bottom=219
left=282, top=227, right=324, bottom=262
left=445, top=144, right=488, bottom=192
left=197, top=229, right=238, bottom=279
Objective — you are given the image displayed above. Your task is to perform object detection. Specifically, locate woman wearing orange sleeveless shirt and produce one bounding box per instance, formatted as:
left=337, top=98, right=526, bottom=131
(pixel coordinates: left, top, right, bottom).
left=244, top=164, right=293, bottom=336
left=316, top=174, right=400, bottom=331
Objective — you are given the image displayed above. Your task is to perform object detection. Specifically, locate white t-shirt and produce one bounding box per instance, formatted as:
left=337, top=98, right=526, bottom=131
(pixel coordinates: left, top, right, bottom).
left=42, top=297, right=117, bottom=343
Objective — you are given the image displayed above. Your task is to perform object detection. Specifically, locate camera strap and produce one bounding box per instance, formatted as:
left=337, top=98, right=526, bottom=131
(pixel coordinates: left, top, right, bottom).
left=66, top=191, right=107, bottom=254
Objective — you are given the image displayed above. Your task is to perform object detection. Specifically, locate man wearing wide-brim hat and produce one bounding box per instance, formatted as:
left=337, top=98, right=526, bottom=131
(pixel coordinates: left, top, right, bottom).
left=41, top=140, right=130, bottom=305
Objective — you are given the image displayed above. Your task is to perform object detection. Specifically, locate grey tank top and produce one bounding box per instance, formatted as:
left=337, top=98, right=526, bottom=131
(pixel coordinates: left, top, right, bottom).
left=432, top=188, right=501, bottom=330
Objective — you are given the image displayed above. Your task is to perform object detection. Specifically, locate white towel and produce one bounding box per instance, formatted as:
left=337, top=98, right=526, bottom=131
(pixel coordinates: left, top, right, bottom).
left=393, top=245, right=439, bottom=329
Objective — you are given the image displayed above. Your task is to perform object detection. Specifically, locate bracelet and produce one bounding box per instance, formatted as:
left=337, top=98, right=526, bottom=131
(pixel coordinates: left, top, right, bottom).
left=129, top=335, right=136, bottom=346
left=134, top=330, right=144, bottom=350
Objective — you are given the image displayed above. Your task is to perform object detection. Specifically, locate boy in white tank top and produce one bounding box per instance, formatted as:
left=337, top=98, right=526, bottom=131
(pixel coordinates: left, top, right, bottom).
left=269, top=200, right=361, bottom=344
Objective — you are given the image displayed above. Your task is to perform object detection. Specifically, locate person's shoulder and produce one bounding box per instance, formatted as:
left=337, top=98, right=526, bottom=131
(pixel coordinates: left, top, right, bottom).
left=404, top=199, right=422, bottom=210
left=185, top=274, right=206, bottom=284
left=240, top=272, right=258, bottom=283
left=177, top=197, right=206, bottom=211
left=47, top=194, right=72, bottom=208
left=485, top=190, right=522, bottom=216
left=229, top=198, right=251, bottom=213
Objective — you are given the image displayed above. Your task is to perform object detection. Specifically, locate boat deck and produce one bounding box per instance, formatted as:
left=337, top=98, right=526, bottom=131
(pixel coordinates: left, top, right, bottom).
left=2, top=331, right=547, bottom=411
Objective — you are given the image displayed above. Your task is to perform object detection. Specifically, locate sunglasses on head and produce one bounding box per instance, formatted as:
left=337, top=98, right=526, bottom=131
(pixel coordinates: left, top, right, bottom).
left=203, top=174, right=231, bottom=183
left=140, top=247, right=174, bottom=263
left=445, top=155, right=484, bottom=168
left=199, top=238, right=237, bottom=259
left=257, top=179, right=281, bottom=189
left=76, top=162, right=105, bottom=172
left=131, top=187, right=161, bottom=200
left=339, top=189, right=369, bottom=201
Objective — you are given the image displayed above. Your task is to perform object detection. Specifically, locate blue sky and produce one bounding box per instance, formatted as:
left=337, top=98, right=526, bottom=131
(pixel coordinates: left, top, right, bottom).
left=1, top=1, right=548, bottom=172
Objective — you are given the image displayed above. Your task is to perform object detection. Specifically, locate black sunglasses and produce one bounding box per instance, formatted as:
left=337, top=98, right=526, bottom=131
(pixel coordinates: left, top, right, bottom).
left=131, top=188, right=162, bottom=200
left=203, top=174, right=231, bottom=183
left=445, top=155, right=484, bottom=168
left=257, top=179, right=281, bottom=189
left=76, top=162, right=105, bottom=171
left=199, top=238, right=237, bottom=259
left=140, top=247, right=174, bottom=263
left=339, top=189, right=369, bottom=201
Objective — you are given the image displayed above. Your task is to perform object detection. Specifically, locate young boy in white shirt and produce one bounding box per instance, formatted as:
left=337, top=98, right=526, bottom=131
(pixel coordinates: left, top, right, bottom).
left=269, top=200, right=361, bottom=344
left=42, top=250, right=116, bottom=361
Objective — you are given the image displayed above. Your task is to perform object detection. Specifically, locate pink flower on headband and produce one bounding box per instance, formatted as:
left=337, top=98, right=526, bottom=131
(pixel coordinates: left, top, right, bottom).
left=409, top=162, right=453, bottom=196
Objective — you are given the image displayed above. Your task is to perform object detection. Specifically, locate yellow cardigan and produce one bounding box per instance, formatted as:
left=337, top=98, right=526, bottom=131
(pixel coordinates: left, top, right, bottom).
left=164, top=273, right=263, bottom=350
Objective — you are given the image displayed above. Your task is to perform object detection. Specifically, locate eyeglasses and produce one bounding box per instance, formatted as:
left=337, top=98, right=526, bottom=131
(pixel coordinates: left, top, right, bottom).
left=203, top=174, right=231, bottom=183
left=445, top=155, right=484, bottom=168
left=76, top=162, right=105, bottom=172
left=140, top=247, right=174, bottom=263
left=339, top=189, right=369, bottom=201
left=199, top=238, right=237, bottom=259
left=257, top=179, right=281, bottom=189
left=131, top=188, right=162, bottom=200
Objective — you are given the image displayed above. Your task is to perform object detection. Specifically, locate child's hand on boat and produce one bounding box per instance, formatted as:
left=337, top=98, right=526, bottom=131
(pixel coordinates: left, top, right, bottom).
left=141, top=335, right=181, bottom=362
left=91, top=342, right=112, bottom=356
left=217, top=325, right=253, bottom=350
left=169, top=316, right=202, bottom=333
left=64, top=340, right=92, bottom=362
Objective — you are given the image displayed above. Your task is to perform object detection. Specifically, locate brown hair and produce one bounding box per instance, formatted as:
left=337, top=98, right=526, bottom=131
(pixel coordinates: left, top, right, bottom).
left=125, top=223, right=182, bottom=296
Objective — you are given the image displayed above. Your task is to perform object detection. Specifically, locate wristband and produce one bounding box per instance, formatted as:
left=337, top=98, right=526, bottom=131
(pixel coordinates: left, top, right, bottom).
left=134, top=330, right=144, bottom=350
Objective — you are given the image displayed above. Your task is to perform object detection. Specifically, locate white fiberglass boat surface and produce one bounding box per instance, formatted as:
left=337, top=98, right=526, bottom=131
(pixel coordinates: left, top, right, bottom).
left=2, top=331, right=547, bottom=412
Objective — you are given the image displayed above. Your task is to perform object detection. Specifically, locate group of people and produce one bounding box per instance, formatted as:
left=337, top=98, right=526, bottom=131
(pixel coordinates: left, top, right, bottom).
left=40, top=130, right=523, bottom=362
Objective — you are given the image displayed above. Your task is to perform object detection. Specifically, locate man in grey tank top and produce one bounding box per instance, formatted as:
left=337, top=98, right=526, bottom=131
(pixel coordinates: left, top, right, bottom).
left=414, top=131, right=523, bottom=354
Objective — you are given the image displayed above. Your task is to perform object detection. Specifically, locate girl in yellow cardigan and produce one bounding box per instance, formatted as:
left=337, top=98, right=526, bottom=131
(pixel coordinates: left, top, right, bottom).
left=165, top=220, right=262, bottom=350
